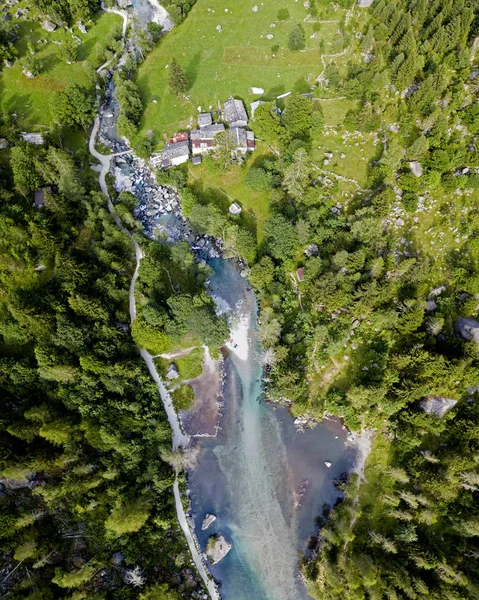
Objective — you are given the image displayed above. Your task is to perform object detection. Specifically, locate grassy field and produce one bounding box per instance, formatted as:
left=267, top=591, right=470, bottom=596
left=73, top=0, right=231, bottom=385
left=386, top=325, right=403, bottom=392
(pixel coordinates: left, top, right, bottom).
left=0, top=11, right=121, bottom=129
left=136, top=0, right=351, bottom=136
left=187, top=142, right=272, bottom=242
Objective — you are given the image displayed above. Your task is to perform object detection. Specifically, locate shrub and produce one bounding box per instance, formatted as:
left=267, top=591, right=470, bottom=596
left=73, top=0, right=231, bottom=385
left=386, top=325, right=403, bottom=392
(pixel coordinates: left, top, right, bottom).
left=277, top=8, right=290, bottom=20
left=288, top=24, right=306, bottom=51
left=245, top=167, right=273, bottom=191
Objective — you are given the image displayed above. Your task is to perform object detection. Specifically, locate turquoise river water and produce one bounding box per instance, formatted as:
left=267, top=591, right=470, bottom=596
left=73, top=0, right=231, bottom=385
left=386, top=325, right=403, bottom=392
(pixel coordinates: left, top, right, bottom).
left=188, top=259, right=356, bottom=600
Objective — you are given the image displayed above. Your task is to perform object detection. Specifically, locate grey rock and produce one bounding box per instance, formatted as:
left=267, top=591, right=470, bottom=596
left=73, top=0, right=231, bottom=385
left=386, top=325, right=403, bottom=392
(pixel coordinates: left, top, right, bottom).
left=456, top=317, right=479, bottom=345
left=201, top=513, right=217, bottom=531
left=420, top=395, right=457, bottom=418
left=111, top=552, right=124, bottom=565
left=42, top=20, right=56, bottom=32
left=425, top=299, right=437, bottom=311
left=410, top=161, right=423, bottom=177
left=206, top=533, right=232, bottom=564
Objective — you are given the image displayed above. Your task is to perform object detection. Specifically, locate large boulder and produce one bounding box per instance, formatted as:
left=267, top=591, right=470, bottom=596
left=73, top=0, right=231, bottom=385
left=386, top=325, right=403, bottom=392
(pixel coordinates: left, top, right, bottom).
left=117, top=0, right=133, bottom=8
left=206, top=533, right=232, bottom=564
left=201, top=513, right=217, bottom=531
left=420, top=395, right=457, bottom=418
left=455, top=317, right=479, bottom=345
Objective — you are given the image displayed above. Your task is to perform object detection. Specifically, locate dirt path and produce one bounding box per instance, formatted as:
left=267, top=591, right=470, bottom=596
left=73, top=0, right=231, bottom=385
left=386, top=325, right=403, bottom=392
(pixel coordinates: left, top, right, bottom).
left=311, top=162, right=368, bottom=192
left=88, top=9, right=220, bottom=597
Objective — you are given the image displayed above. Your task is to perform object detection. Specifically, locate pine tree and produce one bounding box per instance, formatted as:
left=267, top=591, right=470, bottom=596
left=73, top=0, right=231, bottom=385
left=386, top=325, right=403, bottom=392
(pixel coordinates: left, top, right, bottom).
left=168, top=58, right=189, bottom=95
left=288, top=24, right=306, bottom=51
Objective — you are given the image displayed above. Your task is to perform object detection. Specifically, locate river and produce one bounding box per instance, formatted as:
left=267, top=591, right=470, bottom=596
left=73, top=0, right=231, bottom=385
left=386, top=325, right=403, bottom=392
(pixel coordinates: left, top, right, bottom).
left=186, top=259, right=356, bottom=600
left=91, top=4, right=359, bottom=599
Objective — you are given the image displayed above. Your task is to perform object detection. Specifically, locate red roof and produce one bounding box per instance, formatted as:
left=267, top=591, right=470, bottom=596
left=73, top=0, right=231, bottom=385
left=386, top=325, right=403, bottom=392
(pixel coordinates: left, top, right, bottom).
left=296, top=267, right=305, bottom=282
left=170, top=132, right=189, bottom=143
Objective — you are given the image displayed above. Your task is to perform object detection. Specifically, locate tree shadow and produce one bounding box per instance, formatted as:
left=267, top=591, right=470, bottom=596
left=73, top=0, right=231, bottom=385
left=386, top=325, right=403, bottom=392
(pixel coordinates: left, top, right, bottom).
left=261, top=85, right=286, bottom=102
left=293, top=76, right=311, bottom=94
left=185, top=51, right=201, bottom=90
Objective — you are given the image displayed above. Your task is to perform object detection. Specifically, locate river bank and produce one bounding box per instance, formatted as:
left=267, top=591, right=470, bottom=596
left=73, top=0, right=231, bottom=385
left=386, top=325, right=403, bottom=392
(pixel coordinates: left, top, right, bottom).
left=89, top=4, right=366, bottom=600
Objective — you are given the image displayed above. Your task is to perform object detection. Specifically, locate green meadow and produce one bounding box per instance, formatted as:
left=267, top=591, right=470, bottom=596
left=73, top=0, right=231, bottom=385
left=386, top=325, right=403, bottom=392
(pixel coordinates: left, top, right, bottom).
left=136, top=0, right=351, bottom=136
left=0, top=11, right=121, bottom=129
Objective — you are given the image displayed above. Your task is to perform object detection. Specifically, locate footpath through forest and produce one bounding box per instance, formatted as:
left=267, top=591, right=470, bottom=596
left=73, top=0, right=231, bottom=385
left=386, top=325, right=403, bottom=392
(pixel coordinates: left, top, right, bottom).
left=88, top=6, right=221, bottom=599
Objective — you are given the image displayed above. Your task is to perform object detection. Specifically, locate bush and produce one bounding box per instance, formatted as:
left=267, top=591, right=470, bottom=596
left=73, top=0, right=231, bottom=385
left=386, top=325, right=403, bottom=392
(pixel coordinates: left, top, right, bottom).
left=172, top=384, right=195, bottom=411
left=245, top=167, right=273, bottom=191
left=277, top=8, right=290, bottom=20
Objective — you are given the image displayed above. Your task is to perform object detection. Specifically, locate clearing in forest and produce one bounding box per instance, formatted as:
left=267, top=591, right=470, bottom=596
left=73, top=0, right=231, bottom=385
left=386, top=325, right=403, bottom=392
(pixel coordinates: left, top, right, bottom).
left=136, top=0, right=351, bottom=136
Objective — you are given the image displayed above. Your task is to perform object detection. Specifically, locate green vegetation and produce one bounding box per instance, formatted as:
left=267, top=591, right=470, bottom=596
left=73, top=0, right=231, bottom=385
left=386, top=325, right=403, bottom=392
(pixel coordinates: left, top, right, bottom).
left=169, top=57, right=190, bottom=95
left=0, top=10, right=122, bottom=128
left=136, top=0, right=355, bottom=136
left=0, top=140, right=197, bottom=597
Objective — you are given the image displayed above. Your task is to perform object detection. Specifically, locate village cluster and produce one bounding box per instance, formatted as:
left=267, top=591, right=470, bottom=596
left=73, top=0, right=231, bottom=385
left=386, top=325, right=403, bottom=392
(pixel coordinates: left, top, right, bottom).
left=150, top=96, right=259, bottom=170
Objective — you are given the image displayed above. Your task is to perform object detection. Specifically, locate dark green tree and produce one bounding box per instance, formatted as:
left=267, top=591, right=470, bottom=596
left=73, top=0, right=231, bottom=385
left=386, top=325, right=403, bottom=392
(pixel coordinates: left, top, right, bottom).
left=169, top=58, right=189, bottom=95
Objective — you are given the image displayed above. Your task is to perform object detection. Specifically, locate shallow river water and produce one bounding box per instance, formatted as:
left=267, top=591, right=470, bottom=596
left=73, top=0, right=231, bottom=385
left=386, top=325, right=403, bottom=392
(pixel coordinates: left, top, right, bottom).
left=188, top=260, right=356, bottom=600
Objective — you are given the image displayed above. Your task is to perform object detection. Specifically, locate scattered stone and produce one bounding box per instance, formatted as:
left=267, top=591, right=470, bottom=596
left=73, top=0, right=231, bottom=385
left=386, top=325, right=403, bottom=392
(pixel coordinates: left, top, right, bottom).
left=430, top=285, right=447, bottom=297
left=425, top=299, right=437, bottom=311
left=216, top=24, right=222, bottom=31
left=201, top=513, right=217, bottom=531
left=0, top=138, right=8, bottom=149
left=324, top=461, right=332, bottom=468
left=77, top=21, right=87, bottom=34
left=340, top=152, right=346, bottom=158
left=4, top=59, right=12, bottom=68
left=117, top=0, right=133, bottom=7
left=266, top=33, right=274, bottom=39
left=252, top=5, right=259, bottom=11
left=206, top=533, right=232, bottom=564
left=22, top=68, right=35, bottom=78
left=304, top=243, right=319, bottom=257
left=420, top=395, right=457, bottom=418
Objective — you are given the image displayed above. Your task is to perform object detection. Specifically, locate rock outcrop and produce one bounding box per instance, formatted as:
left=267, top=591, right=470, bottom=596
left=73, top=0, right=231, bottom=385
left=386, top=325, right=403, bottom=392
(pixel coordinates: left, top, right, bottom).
left=201, top=513, right=217, bottom=531
left=206, top=533, right=232, bottom=564
left=420, top=395, right=457, bottom=418
left=455, top=317, right=479, bottom=345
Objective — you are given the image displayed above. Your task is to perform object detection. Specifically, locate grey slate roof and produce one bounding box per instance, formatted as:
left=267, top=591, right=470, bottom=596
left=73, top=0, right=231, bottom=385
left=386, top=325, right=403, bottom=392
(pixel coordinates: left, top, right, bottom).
left=228, top=127, right=247, bottom=147
left=190, top=124, right=225, bottom=140
left=223, top=97, right=248, bottom=126
left=162, top=140, right=190, bottom=159
left=198, top=113, right=213, bottom=128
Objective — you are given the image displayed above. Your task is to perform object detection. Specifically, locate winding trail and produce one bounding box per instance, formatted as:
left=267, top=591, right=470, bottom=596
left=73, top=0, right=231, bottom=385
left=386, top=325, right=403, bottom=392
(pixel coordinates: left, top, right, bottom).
left=88, top=10, right=220, bottom=598
left=312, top=162, right=368, bottom=192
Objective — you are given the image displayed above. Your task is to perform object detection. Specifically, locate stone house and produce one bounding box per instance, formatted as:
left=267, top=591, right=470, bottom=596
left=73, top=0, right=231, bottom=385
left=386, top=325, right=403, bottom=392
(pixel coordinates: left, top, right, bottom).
left=228, top=127, right=255, bottom=154
left=190, top=124, right=225, bottom=155
left=223, top=97, right=248, bottom=128
left=198, top=113, right=213, bottom=128
left=151, top=140, right=190, bottom=169
left=34, top=186, right=52, bottom=208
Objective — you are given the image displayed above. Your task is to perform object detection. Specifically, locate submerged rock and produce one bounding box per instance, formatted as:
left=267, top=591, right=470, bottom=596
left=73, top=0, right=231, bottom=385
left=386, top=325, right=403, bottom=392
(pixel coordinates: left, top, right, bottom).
left=201, top=513, right=217, bottom=531
left=206, top=533, right=232, bottom=564
left=324, top=461, right=332, bottom=468
left=420, top=395, right=457, bottom=418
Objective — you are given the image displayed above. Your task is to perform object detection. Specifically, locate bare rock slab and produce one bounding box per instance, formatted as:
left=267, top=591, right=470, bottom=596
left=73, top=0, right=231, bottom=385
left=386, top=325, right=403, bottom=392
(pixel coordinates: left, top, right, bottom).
left=456, top=317, right=479, bottom=345
left=420, top=395, right=457, bottom=418
left=201, top=513, right=217, bottom=531
left=206, top=533, right=232, bottom=564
